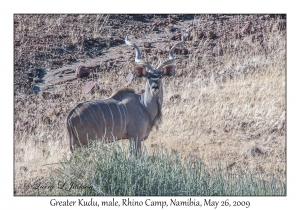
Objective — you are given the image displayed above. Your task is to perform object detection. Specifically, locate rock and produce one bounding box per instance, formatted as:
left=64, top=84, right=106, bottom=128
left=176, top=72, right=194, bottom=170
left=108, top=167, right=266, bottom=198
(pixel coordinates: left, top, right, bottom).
left=205, top=31, right=215, bottom=39
left=227, top=162, right=236, bottom=170
left=112, top=22, right=120, bottom=29
left=189, top=30, right=205, bottom=42
left=106, top=61, right=114, bottom=68
left=108, top=61, right=114, bottom=67
left=254, top=33, right=264, bottom=45
left=52, top=108, right=60, bottom=117
left=38, top=91, right=60, bottom=100
left=168, top=26, right=175, bottom=32
left=277, top=120, right=286, bottom=131
left=33, top=77, right=41, bottom=83
left=143, top=48, right=151, bottom=53
left=247, top=146, right=264, bottom=157
left=168, top=18, right=177, bottom=24
left=152, top=25, right=159, bottom=31
left=82, top=81, right=97, bottom=94
left=198, top=31, right=205, bottom=39
left=192, top=41, right=199, bottom=47
left=46, top=108, right=55, bottom=117
left=212, top=45, right=223, bottom=56
left=169, top=94, right=181, bottom=101
left=19, top=166, right=28, bottom=172
left=75, top=65, right=91, bottom=78
left=143, top=42, right=151, bottom=48
left=126, top=73, right=134, bottom=83
left=254, top=45, right=264, bottom=53
left=38, top=91, right=51, bottom=99
left=235, top=33, right=242, bottom=39
left=156, top=49, right=164, bottom=55
left=186, top=30, right=196, bottom=41
left=18, top=121, right=29, bottom=131
left=152, top=21, right=163, bottom=26
left=242, top=35, right=254, bottom=46
left=186, top=27, right=193, bottom=34
left=164, top=45, right=171, bottom=52
left=114, top=38, right=124, bottom=43
left=243, top=33, right=264, bottom=46
left=173, top=48, right=179, bottom=54
left=181, top=48, right=189, bottom=55
left=40, top=116, right=51, bottom=124
left=241, top=21, right=252, bottom=34
left=168, top=23, right=174, bottom=28
left=61, top=106, right=67, bottom=113
left=170, top=33, right=182, bottom=41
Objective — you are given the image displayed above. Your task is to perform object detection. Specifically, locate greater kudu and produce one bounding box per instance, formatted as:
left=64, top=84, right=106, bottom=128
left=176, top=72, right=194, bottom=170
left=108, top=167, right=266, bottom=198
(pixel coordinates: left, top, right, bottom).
left=66, top=35, right=184, bottom=154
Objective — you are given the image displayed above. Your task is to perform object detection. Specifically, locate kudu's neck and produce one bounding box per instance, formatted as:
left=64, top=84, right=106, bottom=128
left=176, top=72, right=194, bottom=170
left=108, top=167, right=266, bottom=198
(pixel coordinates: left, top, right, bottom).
left=142, top=79, right=163, bottom=123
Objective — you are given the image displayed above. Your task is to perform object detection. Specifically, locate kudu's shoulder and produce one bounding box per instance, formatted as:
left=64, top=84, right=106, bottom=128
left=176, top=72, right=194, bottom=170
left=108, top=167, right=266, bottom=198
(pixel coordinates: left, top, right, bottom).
left=110, top=88, right=139, bottom=101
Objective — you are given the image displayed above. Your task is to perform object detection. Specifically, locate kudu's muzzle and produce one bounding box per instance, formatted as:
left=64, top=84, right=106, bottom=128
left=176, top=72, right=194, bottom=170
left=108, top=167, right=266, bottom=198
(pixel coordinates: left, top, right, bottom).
left=150, top=82, right=159, bottom=95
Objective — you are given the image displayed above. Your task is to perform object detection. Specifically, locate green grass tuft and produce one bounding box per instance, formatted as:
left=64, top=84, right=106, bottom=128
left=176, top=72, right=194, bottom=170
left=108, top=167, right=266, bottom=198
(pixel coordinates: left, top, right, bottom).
left=35, top=142, right=285, bottom=196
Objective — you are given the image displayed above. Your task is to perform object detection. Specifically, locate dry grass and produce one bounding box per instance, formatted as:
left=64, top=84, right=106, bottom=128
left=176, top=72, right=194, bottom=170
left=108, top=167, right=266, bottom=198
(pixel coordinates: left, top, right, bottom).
left=146, top=70, right=285, bottom=175
left=14, top=17, right=286, bottom=195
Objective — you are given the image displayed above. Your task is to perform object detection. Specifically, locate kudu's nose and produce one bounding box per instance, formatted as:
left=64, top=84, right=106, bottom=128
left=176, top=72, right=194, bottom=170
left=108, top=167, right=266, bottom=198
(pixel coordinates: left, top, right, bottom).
left=151, top=83, right=159, bottom=95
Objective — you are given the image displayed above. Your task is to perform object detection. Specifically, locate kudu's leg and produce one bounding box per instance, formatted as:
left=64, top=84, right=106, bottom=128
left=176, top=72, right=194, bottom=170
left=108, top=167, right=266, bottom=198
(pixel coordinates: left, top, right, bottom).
left=129, top=137, right=143, bottom=157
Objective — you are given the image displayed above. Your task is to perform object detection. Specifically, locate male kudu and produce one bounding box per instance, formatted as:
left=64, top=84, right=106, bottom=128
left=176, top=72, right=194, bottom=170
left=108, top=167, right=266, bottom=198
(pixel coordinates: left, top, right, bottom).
left=66, top=35, right=184, bottom=154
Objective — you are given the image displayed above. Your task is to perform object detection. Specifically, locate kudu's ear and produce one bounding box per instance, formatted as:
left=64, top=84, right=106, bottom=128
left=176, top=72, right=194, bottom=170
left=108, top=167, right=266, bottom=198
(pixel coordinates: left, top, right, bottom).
left=162, top=64, right=176, bottom=77
left=134, top=66, right=147, bottom=78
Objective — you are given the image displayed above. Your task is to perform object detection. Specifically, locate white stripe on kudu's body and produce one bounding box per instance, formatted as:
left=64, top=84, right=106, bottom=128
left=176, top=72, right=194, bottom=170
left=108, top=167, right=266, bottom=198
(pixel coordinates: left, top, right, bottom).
left=120, top=104, right=127, bottom=133
left=105, top=102, right=115, bottom=136
left=66, top=35, right=184, bottom=154
left=122, top=104, right=129, bottom=132
left=91, top=100, right=107, bottom=139
left=87, top=105, right=101, bottom=134
left=116, top=104, right=123, bottom=134
left=75, top=109, right=83, bottom=125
